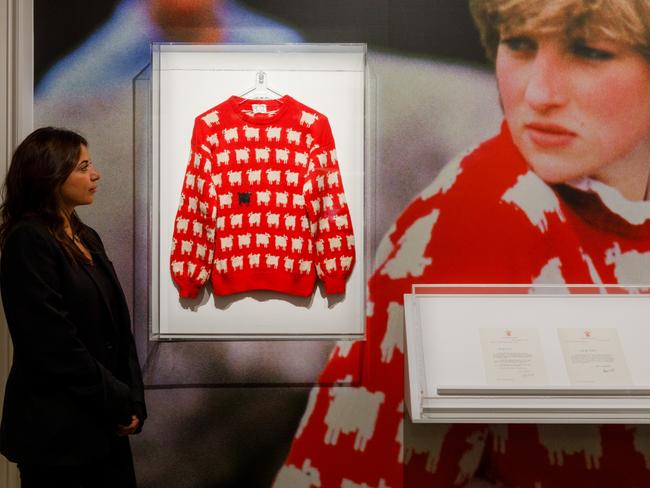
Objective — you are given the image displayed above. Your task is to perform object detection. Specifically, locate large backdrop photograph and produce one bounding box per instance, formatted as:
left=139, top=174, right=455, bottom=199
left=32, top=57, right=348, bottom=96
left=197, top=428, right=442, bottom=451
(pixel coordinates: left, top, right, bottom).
left=32, top=0, right=650, bottom=487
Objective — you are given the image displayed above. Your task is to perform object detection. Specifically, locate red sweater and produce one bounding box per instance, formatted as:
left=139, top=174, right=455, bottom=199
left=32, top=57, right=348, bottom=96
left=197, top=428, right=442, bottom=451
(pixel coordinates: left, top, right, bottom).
left=277, top=123, right=650, bottom=488
left=170, top=95, right=355, bottom=298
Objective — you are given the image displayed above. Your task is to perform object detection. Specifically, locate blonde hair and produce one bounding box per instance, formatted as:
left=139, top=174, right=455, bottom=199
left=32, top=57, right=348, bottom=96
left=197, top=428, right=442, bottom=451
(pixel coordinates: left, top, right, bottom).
left=470, top=0, right=650, bottom=61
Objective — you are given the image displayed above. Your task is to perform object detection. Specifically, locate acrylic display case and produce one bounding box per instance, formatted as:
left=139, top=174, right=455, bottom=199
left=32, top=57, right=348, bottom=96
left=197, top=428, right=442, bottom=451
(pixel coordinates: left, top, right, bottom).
left=145, top=43, right=371, bottom=339
left=404, top=285, right=650, bottom=423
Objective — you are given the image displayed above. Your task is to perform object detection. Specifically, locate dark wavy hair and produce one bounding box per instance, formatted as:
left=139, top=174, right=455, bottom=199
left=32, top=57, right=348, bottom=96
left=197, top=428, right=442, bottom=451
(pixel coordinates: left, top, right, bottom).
left=0, top=127, right=91, bottom=264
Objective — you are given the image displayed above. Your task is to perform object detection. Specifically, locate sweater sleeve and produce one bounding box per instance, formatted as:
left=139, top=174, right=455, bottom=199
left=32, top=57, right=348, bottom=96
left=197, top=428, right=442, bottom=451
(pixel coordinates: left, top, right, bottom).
left=303, top=117, right=355, bottom=295
left=170, top=114, right=219, bottom=298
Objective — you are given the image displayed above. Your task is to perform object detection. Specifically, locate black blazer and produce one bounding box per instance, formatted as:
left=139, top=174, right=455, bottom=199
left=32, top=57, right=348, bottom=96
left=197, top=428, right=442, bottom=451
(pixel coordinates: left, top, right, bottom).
left=0, top=218, right=146, bottom=466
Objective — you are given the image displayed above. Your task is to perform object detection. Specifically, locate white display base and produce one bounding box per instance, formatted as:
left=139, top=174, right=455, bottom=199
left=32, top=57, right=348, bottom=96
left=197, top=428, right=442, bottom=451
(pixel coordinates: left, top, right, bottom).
left=150, top=44, right=366, bottom=339
left=404, top=285, right=650, bottom=423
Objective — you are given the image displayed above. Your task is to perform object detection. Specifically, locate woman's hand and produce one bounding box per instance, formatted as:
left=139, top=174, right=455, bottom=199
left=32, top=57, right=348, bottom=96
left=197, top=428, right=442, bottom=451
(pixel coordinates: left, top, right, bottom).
left=117, top=415, right=140, bottom=436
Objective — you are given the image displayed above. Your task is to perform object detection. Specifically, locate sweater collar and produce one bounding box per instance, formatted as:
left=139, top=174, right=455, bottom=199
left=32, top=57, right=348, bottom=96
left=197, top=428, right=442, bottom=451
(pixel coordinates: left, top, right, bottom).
left=565, top=177, right=650, bottom=226
left=228, top=94, right=293, bottom=125
left=497, top=122, right=650, bottom=237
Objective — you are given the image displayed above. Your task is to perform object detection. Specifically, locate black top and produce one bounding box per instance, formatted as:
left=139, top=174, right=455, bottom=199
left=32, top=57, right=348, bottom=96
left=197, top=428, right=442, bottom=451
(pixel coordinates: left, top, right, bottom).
left=84, top=256, right=123, bottom=342
left=0, top=218, right=146, bottom=466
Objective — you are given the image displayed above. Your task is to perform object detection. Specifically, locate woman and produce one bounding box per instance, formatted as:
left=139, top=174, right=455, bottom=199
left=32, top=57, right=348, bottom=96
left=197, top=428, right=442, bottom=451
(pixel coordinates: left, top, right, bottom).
left=0, top=127, right=146, bottom=487
left=276, top=1, right=650, bottom=487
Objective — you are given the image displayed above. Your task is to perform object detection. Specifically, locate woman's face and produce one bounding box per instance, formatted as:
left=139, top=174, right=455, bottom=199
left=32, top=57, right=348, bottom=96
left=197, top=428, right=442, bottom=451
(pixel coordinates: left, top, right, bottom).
left=496, top=29, right=650, bottom=198
left=59, top=145, right=100, bottom=211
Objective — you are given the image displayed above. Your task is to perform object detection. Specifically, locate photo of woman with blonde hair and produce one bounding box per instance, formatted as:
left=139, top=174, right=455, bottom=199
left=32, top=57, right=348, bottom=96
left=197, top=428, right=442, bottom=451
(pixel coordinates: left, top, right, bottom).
left=276, top=0, right=650, bottom=486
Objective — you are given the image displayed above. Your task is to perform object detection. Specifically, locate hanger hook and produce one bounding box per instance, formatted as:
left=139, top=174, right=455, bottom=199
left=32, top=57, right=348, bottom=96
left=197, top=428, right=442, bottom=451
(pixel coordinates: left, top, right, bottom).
left=256, top=71, right=266, bottom=88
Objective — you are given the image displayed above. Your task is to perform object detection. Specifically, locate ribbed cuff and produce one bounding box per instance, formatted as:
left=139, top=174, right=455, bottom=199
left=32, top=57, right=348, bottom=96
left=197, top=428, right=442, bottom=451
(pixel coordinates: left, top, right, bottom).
left=323, top=276, right=346, bottom=295
left=179, top=282, right=201, bottom=299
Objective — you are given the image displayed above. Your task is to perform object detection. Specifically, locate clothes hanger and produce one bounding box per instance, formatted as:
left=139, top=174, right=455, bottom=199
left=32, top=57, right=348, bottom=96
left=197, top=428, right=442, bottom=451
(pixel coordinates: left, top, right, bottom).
left=239, top=71, right=283, bottom=100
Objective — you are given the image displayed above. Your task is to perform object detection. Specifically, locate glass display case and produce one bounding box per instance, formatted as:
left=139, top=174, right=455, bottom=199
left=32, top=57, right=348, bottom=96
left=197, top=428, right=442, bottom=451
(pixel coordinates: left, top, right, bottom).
left=141, top=43, right=371, bottom=339
left=405, top=284, right=650, bottom=423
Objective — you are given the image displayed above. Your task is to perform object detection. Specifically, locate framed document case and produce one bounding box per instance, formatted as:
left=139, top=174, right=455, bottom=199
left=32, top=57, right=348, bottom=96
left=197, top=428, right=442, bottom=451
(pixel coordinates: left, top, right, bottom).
left=404, top=284, right=650, bottom=423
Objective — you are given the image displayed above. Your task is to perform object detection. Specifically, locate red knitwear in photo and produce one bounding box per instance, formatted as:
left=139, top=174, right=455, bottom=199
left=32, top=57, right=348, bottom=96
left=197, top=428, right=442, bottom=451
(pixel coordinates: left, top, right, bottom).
left=276, top=123, right=650, bottom=488
left=170, top=95, right=355, bottom=298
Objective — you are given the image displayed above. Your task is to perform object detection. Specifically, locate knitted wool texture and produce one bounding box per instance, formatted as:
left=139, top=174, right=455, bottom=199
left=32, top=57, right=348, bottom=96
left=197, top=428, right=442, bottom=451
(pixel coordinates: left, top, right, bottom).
left=170, top=95, right=355, bottom=298
left=276, top=123, right=650, bottom=488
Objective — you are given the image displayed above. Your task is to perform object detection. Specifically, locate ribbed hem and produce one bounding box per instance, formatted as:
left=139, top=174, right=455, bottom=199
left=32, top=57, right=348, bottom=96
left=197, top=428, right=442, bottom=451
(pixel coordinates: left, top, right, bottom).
left=323, top=276, right=346, bottom=295
left=179, top=282, right=201, bottom=299
left=212, top=269, right=316, bottom=296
